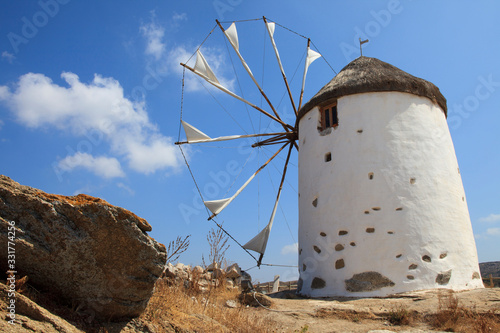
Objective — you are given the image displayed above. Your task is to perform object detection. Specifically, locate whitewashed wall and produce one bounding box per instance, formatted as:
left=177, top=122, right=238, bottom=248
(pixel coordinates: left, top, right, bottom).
left=297, top=91, right=483, bottom=297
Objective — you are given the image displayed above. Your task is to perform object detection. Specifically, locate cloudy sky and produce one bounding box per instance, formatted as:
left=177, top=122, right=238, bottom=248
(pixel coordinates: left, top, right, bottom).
left=1, top=1, right=499, bottom=282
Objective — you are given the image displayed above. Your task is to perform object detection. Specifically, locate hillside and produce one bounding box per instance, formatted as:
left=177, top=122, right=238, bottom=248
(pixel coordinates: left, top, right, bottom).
left=480, top=261, right=500, bottom=278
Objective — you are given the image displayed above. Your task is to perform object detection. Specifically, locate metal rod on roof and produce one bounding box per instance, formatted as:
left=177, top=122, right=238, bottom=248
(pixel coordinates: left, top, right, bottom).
left=359, top=38, right=369, bottom=57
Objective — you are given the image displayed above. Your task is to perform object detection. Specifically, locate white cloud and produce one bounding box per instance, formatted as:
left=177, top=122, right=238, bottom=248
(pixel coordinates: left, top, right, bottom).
left=140, top=13, right=166, bottom=61
left=486, top=228, right=500, bottom=236
left=58, top=152, right=125, bottom=179
left=117, top=182, right=135, bottom=195
left=2, top=51, right=15, bottom=64
left=281, top=242, right=298, bottom=255
left=172, top=12, right=187, bottom=23
left=0, top=86, right=9, bottom=100
left=0, top=72, right=181, bottom=175
left=139, top=14, right=234, bottom=93
left=479, top=213, right=500, bottom=223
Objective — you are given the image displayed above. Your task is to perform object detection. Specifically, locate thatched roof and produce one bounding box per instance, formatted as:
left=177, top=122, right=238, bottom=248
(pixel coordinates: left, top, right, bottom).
left=298, top=56, right=447, bottom=120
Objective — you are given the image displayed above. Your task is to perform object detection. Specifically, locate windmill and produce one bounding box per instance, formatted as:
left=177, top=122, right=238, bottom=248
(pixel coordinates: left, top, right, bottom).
left=176, top=18, right=483, bottom=297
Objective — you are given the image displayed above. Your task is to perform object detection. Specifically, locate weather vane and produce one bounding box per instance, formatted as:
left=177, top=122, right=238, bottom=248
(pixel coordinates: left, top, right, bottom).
left=359, top=37, right=369, bottom=56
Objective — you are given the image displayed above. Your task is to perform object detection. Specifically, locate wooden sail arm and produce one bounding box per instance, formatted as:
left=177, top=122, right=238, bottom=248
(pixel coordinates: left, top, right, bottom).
left=298, top=38, right=311, bottom=111
left=215, top=19, right=289, bottom=133
left=255, top=142, right=294, bottom=266
left=263, top=16, right=298, bottom=117
left=206, top=142, right=289, bottom=220
left=175, top=131, right=290, bottom=145
left=180, top=62, right=294, bottom=132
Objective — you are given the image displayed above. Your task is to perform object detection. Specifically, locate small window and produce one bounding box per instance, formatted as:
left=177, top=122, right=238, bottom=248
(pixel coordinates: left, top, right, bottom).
left=320, top=101, right=338, bottom=130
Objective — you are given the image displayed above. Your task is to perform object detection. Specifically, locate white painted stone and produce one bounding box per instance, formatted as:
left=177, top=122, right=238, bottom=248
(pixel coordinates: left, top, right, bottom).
left=298, top=91, right=483, bottom=297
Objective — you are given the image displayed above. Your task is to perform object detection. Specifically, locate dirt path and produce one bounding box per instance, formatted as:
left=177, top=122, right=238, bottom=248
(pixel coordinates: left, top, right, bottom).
left=248, top=288, right=500, bottom=332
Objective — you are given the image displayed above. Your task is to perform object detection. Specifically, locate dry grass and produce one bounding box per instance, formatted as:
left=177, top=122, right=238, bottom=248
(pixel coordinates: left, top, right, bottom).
left=427, top=290, right=500, bottom=333
left=386, top=306, right=417, bottom=326
left=141, top=278, right=282, bottom=332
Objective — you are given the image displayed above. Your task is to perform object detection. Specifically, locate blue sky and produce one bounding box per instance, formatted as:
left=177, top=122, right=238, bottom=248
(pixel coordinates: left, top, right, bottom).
left=1, top=1, right=499, bottom=282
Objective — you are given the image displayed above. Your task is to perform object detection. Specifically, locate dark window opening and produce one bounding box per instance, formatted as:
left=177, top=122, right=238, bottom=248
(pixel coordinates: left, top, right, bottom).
left=320, top=101, right=338, bottom=130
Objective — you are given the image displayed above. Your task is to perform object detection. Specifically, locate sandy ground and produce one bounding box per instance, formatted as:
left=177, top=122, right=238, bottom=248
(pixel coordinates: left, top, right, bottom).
left=248, top=288, right=500, bottom=333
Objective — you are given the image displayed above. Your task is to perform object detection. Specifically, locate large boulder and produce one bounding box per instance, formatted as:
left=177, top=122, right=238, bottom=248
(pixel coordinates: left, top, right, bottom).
left=0, top=175, right=166, bottom=320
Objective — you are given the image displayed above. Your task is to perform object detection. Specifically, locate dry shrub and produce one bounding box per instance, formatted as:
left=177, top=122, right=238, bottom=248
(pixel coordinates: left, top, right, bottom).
left=142, top=278, right=282, bottom=332
left=387, top=306, right=417, bottom=326
left=429, top=290, right=500, bottom=333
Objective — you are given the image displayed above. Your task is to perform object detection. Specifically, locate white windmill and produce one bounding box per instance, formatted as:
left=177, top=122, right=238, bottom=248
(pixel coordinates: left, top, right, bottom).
left=176, top=18, right=483, bottom=297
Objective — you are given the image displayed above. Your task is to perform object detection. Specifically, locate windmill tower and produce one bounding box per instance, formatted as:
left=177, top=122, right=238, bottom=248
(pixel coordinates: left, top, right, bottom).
left=296, top=56, right=484, bottom=297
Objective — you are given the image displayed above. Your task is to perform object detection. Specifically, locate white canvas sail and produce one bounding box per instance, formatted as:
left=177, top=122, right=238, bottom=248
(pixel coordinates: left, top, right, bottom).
left=204, top=198, right=232, bottom=216
left=265, top=21, right=285, bottom=75
left=194, top=50, right=219, bottom=84
left=204, top=172, right=257, bottom=216
left=243, top=225, right=271, bottom=254
left=225, top=22, right=239, bottom=51
left=299, top=47, right=322, bottom=109
left=243, top=183, right=281, bottom=254
left=301, top=48, right=321, bottom=91
left=181, top=121, right=211, bottom=143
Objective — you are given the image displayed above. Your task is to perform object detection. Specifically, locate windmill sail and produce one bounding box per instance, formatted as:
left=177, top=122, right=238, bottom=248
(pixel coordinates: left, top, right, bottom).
left=204, top=143, right=288, bottom=219
left=204, top=172, right=257, bottom=216
left=299, top=46, right=321, bottom=110
left=181, top=121, right=211, bottom=142
left=183, top=51, right=292, bottom=129
left=178, top=121, right=290, bottom=145
left=194, top=50, right=219, bottom=84
left=264, top=18, right=297, bottom=115
left=225, top=22, right=239, bottom=51
left=243, top=188, right=281, bottom=254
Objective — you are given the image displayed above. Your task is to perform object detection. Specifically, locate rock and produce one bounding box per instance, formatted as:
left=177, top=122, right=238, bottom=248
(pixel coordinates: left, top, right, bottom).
left=207, top=262, right=219, bottom=271
left=238, top=292, right=272, bottom=307
left=213, top=268, right=224, bottom=279
left=201, top=272, right=212, bottom=281
left=345, top=271, right=395, bottom=292
left=0, top=283, right=83, bottom=332
left=436, top=269, right=452, bottom=285
left=164, top=263, right=178, bottom=279
left=226, top=264, right=241, bottom=279
left=198, top=279, right=209, bottom=291
left=226, top=278, right=234, bottom=288
left=225, top=300, right=238, bottom=308
left=0, top=175, right=166, bottom=320
left=192, top=265, right=204, bottom=275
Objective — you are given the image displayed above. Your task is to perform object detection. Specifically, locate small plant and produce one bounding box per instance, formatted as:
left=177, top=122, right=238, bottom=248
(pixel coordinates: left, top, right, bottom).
left=296, top=324, right=309, bottom=332
left=204, top=224, right=230, bottom=270
left=428, top=290, right=500, bottom=333
left=387, top=306, right=412, bottom=325
left=165, top=235, right=191, bottom=263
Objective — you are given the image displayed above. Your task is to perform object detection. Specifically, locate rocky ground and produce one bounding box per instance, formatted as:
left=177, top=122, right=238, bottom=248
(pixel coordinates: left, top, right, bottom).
left=1, top=175, right=499, bottom=332
left=261, top=287, right=500, bottom=332
left=1, top=281, right=499, bottom=332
